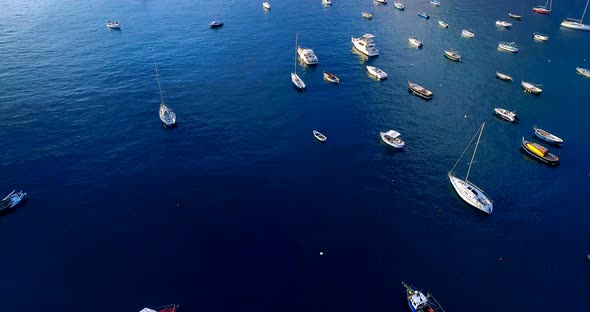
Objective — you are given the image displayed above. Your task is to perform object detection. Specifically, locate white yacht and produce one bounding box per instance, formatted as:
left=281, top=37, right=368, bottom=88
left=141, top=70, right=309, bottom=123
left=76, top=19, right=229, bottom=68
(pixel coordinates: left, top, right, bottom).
left=577, top=67, right=590, bottom=77
left=380, top=130, right=405, bottom=148
left=297, top=47, right=318, bottom=65
left=438, top=20, right=449, bottom=28
left=153, top=51, right=177, bottom=128
left=375, top=0, right=387, bottom=3
left=106, top=21, right=120, bottom=29
left=561, top=0, right=590, bottom=31
left=262, top=2, right=271, bottom=10
left=408, top=37, right=423, bottom=48
left=495, top=20, right=512, bottom=28
left=461, top=29, right=475, bottom=38
left=351, top=33, right=379, bottom=56
left=394, top=2, right=405, bottom=10
left=494, top=108, right=518, bottom=122
left=498, top=41, right=519, bottom=53
left=362, top=11, right=373, bottom=19
left=533, top=32, right=549, bottom=41
left=291, top=34, right=306, bottom=90
left=448, top=123, right=493, bottom=214
left=367, top=65, right=388, bottom=80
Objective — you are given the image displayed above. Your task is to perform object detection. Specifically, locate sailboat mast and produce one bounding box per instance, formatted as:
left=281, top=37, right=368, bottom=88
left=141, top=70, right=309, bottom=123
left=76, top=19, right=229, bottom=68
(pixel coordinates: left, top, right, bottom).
left=581, top=0, right=589, bottom=22
left=152, top=49, right=166, bottom=105
left=294, top=33, right=298, bottom=74
left=465, top=122, right=485, bottom=182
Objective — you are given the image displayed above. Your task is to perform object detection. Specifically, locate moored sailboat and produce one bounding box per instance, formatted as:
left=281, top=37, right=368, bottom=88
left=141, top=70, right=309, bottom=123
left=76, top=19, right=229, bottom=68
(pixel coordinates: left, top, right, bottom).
left=139, top=304, right=180, bottom=312
left=561, top=0, right=590, bottom=31
left=402, top=282, right=446, bottom=312
left=533, top=0, right=552, bottom=14
left=291, top=33, right=306, bottom=90
left=153, top=51, right=177, bottom=128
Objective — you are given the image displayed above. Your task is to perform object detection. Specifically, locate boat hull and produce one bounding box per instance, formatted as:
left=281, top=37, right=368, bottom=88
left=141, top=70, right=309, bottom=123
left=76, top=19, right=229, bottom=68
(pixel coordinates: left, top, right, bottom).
left=496, top=72, right=513, bottom=81
left=394, top=3, right=405, bottom=10
left=448, top=174, right=493, bottom=214
left=577, top=67, right=590, bottom=77
left=351, top=37, right=379, bottom=56
left=533, top=7, right=551, bottom=14
left=521, top=82, right=542, bottom=94
left=291, top=72, right=306, bottom=90
left=561, top=21, right=590, bottom=31
left=444, top=51, right=461, bottom=61
left=521, top=139, right=560, bottom=166
left=418, top=13, right=430, bottom=19
left=494, top=109, right=517, bottom=122
left=408, top=82, right=433, bottom=100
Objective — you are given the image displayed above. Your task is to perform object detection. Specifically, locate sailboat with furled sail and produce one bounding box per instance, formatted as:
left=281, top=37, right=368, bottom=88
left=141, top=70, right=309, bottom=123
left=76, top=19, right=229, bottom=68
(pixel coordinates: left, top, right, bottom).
left=561, top=0, right=590, bottom=31
left=153, top=50, right=176, bottom=128
left=533, top=0, right=552, bottom=14
left=448, top=123, right=493, bottom=214
left=291, top=33, right=306, bottom=90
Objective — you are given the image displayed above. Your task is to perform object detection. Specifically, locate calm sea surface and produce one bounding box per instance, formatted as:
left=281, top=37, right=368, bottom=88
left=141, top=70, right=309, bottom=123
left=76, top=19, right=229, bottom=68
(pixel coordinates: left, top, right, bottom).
left=1, top=0, right=590, bottom=311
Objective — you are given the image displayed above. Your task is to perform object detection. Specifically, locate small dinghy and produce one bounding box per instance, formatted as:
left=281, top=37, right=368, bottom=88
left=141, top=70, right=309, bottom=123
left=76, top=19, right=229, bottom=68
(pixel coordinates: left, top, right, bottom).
left=262, top=2, right=271, bottom=10
left=322, top=0, right=332, bottom=5
left=408, top=37, right=423, bottom=48
left=323, top=70, right=340, bottom=84
left=394, top=1, right=405, bottom=10
left=362, top=11, right=373, bottom=19
left=374, top=0, right=387, bottom=4
left=367, top=66, right=388, bottom=80
left=508, top=13, right=523, bottom=20
left=522, top=81, right=542, bottom=94
left=430, top=0, right=440, bottom=6
left=408, top=81, right=433, bottom=100
left=418, top=12, right=430, bottom=19
left=533, top=126, right=563, bottom=146
left=380, top=130, right=405, bottom=148
left=521, top=137, right=560, bottom=166
left=0, top=190, right=26, bottom=213
left=461, top=29, right=475, bottom=38
left=496, top=20, right=512, bottom=28
left=313, top=130, right=327, bottom=142
left=577, top=67, right=590, bottom=77
left=533, top=32, right=549, bottom=41
left=498, top=41, right=519, bottom=53
left=106, top=21, right=121, bottom=29
left=496, top=72, right=513, bottom=81
left=444, top=49, right=462, bottom=61
left=210, top=21, right=224, bottom=28
left=494, top=108, right=518, bottom=122
left=438, top=20, right=449, bottom=28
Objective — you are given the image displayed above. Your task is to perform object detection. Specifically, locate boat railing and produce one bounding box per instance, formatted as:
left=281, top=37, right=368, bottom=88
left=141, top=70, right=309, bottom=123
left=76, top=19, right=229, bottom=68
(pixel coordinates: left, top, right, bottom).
left=426, top=292, right=447, bottom=312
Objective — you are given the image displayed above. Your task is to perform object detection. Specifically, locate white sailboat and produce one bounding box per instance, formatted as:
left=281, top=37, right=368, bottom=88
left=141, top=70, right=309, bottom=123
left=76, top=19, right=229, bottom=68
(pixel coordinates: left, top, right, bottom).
left=561, top=0, right=590, bottom=31
left=153, top=50, right=176, bottom=128
left=448, top=123, right=493, bottom=214
left=291, top=33, right=306, bottom=90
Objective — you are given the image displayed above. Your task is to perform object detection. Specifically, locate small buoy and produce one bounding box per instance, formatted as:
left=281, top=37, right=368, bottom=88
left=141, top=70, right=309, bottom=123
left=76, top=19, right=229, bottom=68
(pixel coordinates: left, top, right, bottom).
left=319, top=251, right=324, bottom=256
left=464, top=115, right=467, bottom=118
left=177, top=203, right=180, bottom=207
left=548, top=59, right=551, bottom=62
left=498, top=257, right=503, bottom=261
left=411, top=63, right=414, bottom=66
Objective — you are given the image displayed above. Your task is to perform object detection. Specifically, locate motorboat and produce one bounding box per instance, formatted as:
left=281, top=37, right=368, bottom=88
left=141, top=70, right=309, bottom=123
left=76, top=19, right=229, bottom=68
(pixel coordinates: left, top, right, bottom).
left=418, top=12, right=430, bottom=19
left=362, top=11, right=373, bottom=19
left=139, top=304, right=180, bottom=312
left=322, top=0, right=332, bottom=5
left=430, top=0, right=440, bottom=6
left=508, top=13, right=523, bottom=20
left=291, top=34, right=306, bottom=90
left=313, top=130, right=327, bottom=142
left=496, top=20, right=512, bottom=28
left=402, top=282, right=445, bottom=312
left=408, top=81, right=433, bottom=100
left=533, top=32, right=549, bottom=41
left=367, top=65, right=388, bottom=80
left=297, top=47, right=318, bottom=65
left=521, top=137, right=560, bottom=165
left=106, top=21, right=120, bottom=29
left=533, top=0, right=552, bottom=14
left=394, top=1, right=405, bottom=10
left=380, top=130, right=404, bottom=148
left=351, top=33, right=379, bottom=56
left=461, top=29, right=475, bottom=38
left=375, top=0, right=387, bottom=3
left=533, top=126, right=563, bottom=145
left=153, top=51, right=177, bottom=128
left=521, top=81, right=542, bottom=94
left=0, top=190, right=26, bottom=213
left=448, top=123, right=493, bottom=214
left=408, top=37, right=423, bottom=48
left=577, top=67, right=590, bottom=77
left=496, top=71, right=513, bottom=81
left=438, top=20, right=449, bottom=28
left=494, top=108, right=518, bottom=122
left=498, top=41, right=519, bottom=53
left=210, top=21, right=224, bottom=28
left=444, top=49, right=461, bottom=61
left=262, top=2, right=271, bottom=10
left=323, top=70, right=340, bottom=84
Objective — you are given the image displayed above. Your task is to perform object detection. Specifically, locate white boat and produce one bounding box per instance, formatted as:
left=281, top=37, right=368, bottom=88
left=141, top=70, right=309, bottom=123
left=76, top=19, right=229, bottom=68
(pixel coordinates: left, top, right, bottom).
left=438, top=20, right=449, bottom=28
left=496, top=71, right=513, bottom=81
left=367, top=65, right=388, bottom=80
left=496, top=20, right=512, bottom=28
left=153, top=51, right=177, bottom=128
left=210, top=21, right=224, bottom=28
left=139, top=304, right=179, bottom=312
left=430, top=0, right=441, bottom=6
left=494, top=108, right=518, bottom=122
left=322, top=0, right=332, bottom=5
left=297, top=47, right=318, bottom=65
left=394, top=2, right=405, bottom=10
left=561, top=0, right=590, bottom=31
left=444, top=49, right=462, bottom=61
left=1, top=190, right=26, bottom=210
left=461, top=29, right=475, bottom=38
left=380, top=130, right=405, bottom=148
left=351, top=33, right=379, bottom=56
left=291, top=33, right=306, bottom=90
left=323, top=70, right=340, bottom=84
left=577, top=67, right=590, bottom=77
left=106, top=21, right=120, bottom=29
left=448, top=123, right=493, bottom=214
left=408, top=37, right=423, bottom=48
left=362, top=11, right=373, bottom=19
left=262, top=2, right=271, bottom=10
left=498, top=41, right=519, bottom=53
left=375, top=0, right=387, bottom=3
left=521, top=81, right=542, bottom=94
left=533, top=32, right=549, bottom=41
left=313, top=130, right=327, bottom=142
left=533, top=126, right=563, bottom=145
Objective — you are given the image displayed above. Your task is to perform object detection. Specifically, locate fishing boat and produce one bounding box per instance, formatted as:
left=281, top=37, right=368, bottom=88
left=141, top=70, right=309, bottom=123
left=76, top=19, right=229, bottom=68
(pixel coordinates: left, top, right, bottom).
left=533, top=0, right=552, bottom=14
left=351, top=33, right=379, bottom=56
left=375, top=0, right=387, bottom=4
left=362, top=11, right=373, bottom=19
left=577, top=67, right=590, bottom=77
left=291, top=33, right=306, bottom=90
left=139, top=304, right=180, bottom=312
left=408, top=37, right=423, bottom=48
left=444, top=49, right=461, bottom=61
left=106, top=21, right=121, bottom=29
left=323, top=70, right=340, bottom=84
left=495, top=20, right=512, bottom=28
left=430, top=0, right=441, bottom=6
left=0, top=190, right=26, bottom=213
left=394, top=1, right=405, bottom=10
left=408, top=81, right=433, bottom=100
left=402, top=282, right=446, bottom=312
left=498, top=41, right=519, bottom=53
left=561, top=0, right=590, bottom=31
left=322, top=0, right=332, bottom=5
left=438, top=20, right=449, bottom=28
left=533, top=126, right=563, bottom=145
left=380, top=130, right=405, bottom=148
left=533, top=32, right=549, bottom=41
left=209, top=21, right=224, bottom=28
left=521, top=137, right=560, bottom=165
left=313, top=130, right=327, bottom=142
left=508, top=13, right=523, bottom=20
left=153, top=51, right=177, bottom=128
left=496, top=72, right=513, bottom=81
left=367, top=65, right=388, bottom=80
left=297, top=46, right=318, bottom=65
left=461, top=29, right=475, bottom=38
left=521, top=81, right=542, bottom=94
left=494, top=108, right=518, bottom=122
left=448, top=123, right=493, bottom=214
left=262, top=2, right=271, bottom=10
left=418, top=12, right=430, bottom=19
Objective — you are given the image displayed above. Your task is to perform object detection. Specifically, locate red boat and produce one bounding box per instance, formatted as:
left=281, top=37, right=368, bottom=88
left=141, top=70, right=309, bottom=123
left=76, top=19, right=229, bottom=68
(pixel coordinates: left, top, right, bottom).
left=139, top=304, right=179, bottom=312
left=533, top=0, right=551, bottom=14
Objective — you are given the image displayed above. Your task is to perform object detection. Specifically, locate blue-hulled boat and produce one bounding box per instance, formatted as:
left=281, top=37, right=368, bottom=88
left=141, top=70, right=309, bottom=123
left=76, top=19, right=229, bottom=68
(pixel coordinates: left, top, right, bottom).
left=402, top=282, right=446, bottom=312
left=418, top=12, right=430, bottom=19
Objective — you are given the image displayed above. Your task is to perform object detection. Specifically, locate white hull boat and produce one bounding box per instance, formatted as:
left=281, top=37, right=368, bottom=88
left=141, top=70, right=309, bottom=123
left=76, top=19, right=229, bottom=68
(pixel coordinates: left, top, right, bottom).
left=498, top=42, right=519, bottom=53
left=430, top=0, right=441, bottom=6
left=394, top=2, right=405, bottom=10
left=351, top=33, right=379, bottom=56
left=297, top=47, right=318, bottom=65
left=438, top=20, right=449, bottom=28
left=1, top=190, right=26, bottom=212
left=291, top=33, right=306, bottom=90
left=313, top=130, right=327, bottom=142
left=522, top=81, right=542, bottom=94
left=533, top=126, right=563, bottom=145
left=533, top=32, right=549, bottom=41
left=494, top=108, right=518, bottom=122
left=375, top=0, right=387, bottom=3
left=262, top=2, right=271, bottom=10
left=153, top=51, right=177, bottom=128
left=496, top=72, right=513, bottom=81
left=367, top=65, right=388, bottom=80
left=408, top=37, right=423, bottom=48
left=561, top=0, right=590, bottom=31
left=496, top=20, right=512, bottom=28
left=461, top=29, right=475, bottom=38
left=106, top=21, right=120, bottom=29
left=577, top=67, right=590, bottom=77
left=362, top=11, right=373, bottom=19
left=380, top=130, right=405, bottom=148
left=322, top=0, right=332, bottom=5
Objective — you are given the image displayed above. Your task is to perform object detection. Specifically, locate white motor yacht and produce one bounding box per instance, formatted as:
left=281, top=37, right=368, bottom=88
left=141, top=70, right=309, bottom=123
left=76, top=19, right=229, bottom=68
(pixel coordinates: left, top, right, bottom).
left=408, top=37, right=423, bottom=48
left=262, top=2, right=271, bottom=10
left=496, top=20, right=512, bottom=27
left=351, top=33, right=379, bottom=56
left=461, top=29, right=475, bottom=38
left=380, top=130, right=405, bottom=148
left=297, top=47, right=318, bottom=65
left=367, top=66, right=388, bottom=80
left=494, top=108, right=518, bottom=122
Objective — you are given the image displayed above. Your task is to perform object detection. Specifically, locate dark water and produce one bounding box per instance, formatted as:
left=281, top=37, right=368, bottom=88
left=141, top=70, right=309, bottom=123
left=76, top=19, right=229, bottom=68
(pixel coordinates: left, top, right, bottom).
left=1, top=0, right=589, bottom=310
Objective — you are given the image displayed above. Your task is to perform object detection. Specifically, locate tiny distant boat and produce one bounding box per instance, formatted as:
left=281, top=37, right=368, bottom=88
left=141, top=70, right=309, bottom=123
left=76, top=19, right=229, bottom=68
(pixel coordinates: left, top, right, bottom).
left=533, top=126, right=563, bottom=146
left=375, top=0, right=388, bottom=4
left=313, top=130, right=327, bottom=142
left=298, top=46, right=318, bottom=65
left=577, top=67, right=590, bottom=77
left=561, top=0, right=590, bottom=31
left=292, top=33, right=306, bottom=90
left=521, top=81, right=542, bottom=94
left=533, top=32, right=549, bottom=41
left=402, top=282, right=445, bottom=312
left=106, top=21, right=120, bottom=29
left=262, top=2, right=271, bottom=10
left=438, top=20, right=449, bottom=28
left=496, top=20, right=512, bottom=28
left=521, top=137, right=560, bottom=165
left=430, top=0, right=441, bottom=6
left=508, top=13, right=523, bottom=20
left=418, top=12, right=430, bottom=19
left=408, top=37, right=423, bottom=48
left=394, top=1, right=405, bottom=10
left=322, top=0, right=332, bottom=5
left=210, top=21, right=224, bottom=28
left=153, top=51, right=177, bottom=128
left=367, top=65, right=388, bottom=80
left=444, top=49, right=462, bottom=61
left=533, top=0, right=552, bottom=14
left=408, top=81, right=433, bottom=100
left=139, top=304, right=180, bottom=312
left=0, top=190, right=26, bottom=213
left=496, top=71, right=513, bottom=81
left=494, top=108, right=518, bottom=122
left=362, top=11, right=373, bottom=19
left=461, top=29, right=475, bottom=38
left=323, top=70, right=340, bottom=84
left=380, top=130, right=405, bottom=148
left=351, top=33, right=379, bottom=56
left=498, top=41, right=519, bottom=53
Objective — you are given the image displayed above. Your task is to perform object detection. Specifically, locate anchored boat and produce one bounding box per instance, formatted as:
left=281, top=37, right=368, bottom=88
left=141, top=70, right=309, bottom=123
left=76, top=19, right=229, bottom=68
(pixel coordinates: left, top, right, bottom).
left=561, top=0, right=590, bottom=31
left=323, top=70, right=340, bottom=84
left=262, top=2, right=271, bottom=10
left=210, top=21, right=224, bottom=28
left=153, top=51, right=177, bottom=128
left=509, top=13, right=523, bottom=20
left=313, top=130, right=327, bottom=142
left=533, top=32, right=549, bottom=41
left=351, top=33, right=379, bottom=56
left=139, top=304, right=180, bottom=312
left=461, top=29, right=475, bottom=38
left=444, top=49, right=461, bottom=61
left=494, top=108, right=518, bottom=122
left=496, top=20, right=512, bottom=28
left=297, top=45, right=318, bottom=65
left=367, top=65, right=388, bottom=80
left=496, top=72, right=513, bottom=81
left=498, top=41, right=519, bottom=53
left=394, top=1, right=405, bottom=10
left=438, top=20, right=449, bottom=28
left=522, top=81, right=542, bottom=94
left=577, top=67, right=590, bottom=77
left=418, top=12, right=430, bottom=19
left=430, top=0, right=440, bottom=6
left=380, top=130, right=405, bottom=148
left=533, top=126, right=563, bottom=146
left=402, top=282, right=446, bottom=312
left=521, top=137, right=560, bottom=166
left=106, top=21, right=121, bottom=29
left=291, top=33, right=306, bottom=90
left=408, top=81, right=433, bottom=100
left=362, top=11, right=373, bottom=19
left=533, top=0, right=552, bottom=14
left=0, top=190, right=26, bottom=214
left=408, top=37, right=423, bottom=48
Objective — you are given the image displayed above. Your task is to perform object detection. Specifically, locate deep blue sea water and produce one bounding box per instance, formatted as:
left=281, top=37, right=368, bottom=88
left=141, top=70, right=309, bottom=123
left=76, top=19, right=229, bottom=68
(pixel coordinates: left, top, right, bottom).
left=1, top=0, right=590, bottom=310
